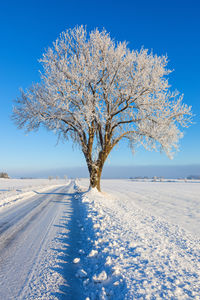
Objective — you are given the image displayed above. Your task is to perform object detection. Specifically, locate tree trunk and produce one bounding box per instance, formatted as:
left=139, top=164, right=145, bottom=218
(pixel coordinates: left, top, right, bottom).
left=89, top=164, right=103, bottom=192
left=86, top=147, right=110, bottom=192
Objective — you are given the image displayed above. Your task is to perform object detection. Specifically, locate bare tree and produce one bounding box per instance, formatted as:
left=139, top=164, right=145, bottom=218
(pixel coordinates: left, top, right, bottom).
left=13, top=26, right=192, bottom=191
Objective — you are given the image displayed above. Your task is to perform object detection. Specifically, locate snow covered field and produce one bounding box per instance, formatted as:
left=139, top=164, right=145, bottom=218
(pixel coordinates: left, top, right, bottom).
left=76, top=179, right=200, bottom=299
left=0, top=178, right=200, bottom=299
left=0, top=178, right=66, bottom=209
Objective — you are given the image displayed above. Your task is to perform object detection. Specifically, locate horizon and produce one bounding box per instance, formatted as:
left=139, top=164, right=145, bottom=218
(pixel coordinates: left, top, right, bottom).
left=5, top=164, right=200, bottom=179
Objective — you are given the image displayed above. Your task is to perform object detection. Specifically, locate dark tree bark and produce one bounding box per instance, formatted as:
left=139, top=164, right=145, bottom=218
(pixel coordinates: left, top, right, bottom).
left=87, top=146, right=111, bottom=192
left=89, top=164, right=102, bottom=191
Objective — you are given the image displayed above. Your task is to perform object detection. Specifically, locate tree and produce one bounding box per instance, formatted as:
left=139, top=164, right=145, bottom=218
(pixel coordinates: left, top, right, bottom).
left=13, top=26, right=192, bottom=191
left=0, top=172, right=9, bottom=179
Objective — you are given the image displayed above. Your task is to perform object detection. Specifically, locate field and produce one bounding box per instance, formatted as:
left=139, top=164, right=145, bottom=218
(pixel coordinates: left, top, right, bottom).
left=0, top=178, right=66, bottom=209
left=77, top=178, right=200, bottom=299
left=0, top=178, right=199, bottom=299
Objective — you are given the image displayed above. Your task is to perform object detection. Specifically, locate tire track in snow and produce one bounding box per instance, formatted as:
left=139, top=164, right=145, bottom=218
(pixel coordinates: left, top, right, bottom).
left=0, top=180, right=82, bottom=300
left=18, top=194, right=63, bottom=299
left=0, top=185, right=67, bottom=251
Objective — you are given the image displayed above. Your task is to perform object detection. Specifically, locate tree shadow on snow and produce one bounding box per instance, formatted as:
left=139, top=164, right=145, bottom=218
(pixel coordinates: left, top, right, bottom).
left=49, top=190, right=84, bottom=300
left=43, top=187, right=128, bottom=299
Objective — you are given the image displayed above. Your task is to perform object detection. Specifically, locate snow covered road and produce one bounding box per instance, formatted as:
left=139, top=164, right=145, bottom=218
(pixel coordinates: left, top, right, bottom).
left=0, top=181, right=81, bottom=299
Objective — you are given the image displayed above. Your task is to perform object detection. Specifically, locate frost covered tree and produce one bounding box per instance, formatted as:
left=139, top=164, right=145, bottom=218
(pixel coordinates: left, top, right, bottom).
left=13, top=26, right=192, bottom=191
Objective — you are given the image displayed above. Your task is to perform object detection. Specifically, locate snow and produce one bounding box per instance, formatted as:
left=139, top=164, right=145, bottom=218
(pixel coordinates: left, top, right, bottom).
left=93, top=270, right=108, bottom=283
left=14, top=26, right=192, bottom=188
left=0, top=178, right=200, bottom=299
left=76, top=178, right=200, bottom=299
left=0, top=180, right=82, bottom=299
left=0, top=178, right=67, bottom=210
left=73, top=257, right=81, bottom=264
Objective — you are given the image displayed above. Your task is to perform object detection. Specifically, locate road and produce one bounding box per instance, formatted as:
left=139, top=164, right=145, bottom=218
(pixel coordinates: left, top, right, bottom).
left=0, top=180, right=81, bottom=300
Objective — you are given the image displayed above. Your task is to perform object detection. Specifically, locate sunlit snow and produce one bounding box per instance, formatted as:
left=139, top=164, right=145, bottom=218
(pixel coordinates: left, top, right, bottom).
left=0, top=178, right=199, bottom=299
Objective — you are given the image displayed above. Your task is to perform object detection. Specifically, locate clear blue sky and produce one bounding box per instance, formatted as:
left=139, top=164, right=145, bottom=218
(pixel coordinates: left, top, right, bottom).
left=0, top=0, right=200, bottom=177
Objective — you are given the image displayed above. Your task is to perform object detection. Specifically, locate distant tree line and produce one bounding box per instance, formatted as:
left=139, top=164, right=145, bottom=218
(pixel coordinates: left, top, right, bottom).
left=0, top=172, right=9, bottom=178
left=187, top=175, right=200, bottom=180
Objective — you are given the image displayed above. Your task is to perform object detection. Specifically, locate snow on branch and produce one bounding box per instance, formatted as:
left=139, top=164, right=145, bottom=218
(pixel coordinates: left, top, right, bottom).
left=13, top=25, right=192, bottom=164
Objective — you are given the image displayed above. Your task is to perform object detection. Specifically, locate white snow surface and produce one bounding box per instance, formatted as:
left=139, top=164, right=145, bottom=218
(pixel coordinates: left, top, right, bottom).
left=76, top=178, right=200, bottom=299
left=0, top=180, right=82, bottom=299
left=0, top=178, right=66, bottom=210
left=0, top=178, right=200, bottom=299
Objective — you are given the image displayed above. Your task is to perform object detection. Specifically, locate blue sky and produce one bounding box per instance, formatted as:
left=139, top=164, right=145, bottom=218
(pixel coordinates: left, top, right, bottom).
left=0, top=0, right=200, bottom=178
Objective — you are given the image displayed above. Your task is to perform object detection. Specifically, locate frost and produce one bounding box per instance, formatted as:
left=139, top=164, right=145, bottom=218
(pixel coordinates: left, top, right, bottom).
left=102, top=247, right=109, bottom=253
left=99, top=287, right=107, bottom=300
left=112, top=266, right=121, bottom=276
left=73, top=257, right=80, bottom=264
left=76, top=269, right=88, bottom=278
left=92, top=271, right=108, bottom=283
left=13, top=26, right=192, bottom=191
left=105, top=256, right=112, bottom=266
left=93, top=223, right=100, bottom=229
left=83, top=279, right=90, bottom=286
left=79, top=249, right=85, bottom=254
left=88, top=250, right=98, bottom=258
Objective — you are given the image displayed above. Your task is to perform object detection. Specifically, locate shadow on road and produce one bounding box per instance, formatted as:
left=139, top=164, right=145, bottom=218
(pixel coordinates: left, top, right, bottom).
left=49, top=190, right=84, bottom=300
